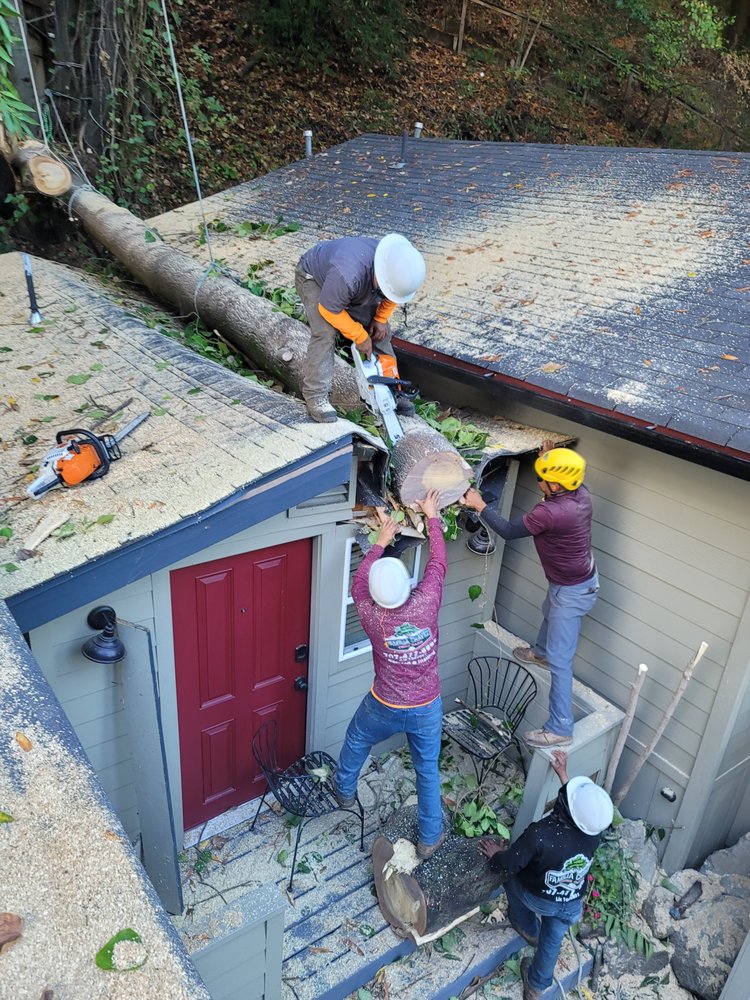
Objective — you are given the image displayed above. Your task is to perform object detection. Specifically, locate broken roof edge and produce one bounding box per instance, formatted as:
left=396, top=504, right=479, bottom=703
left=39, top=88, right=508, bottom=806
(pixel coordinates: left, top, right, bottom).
left=398, top=342, right=750, bottom=482
left=8, top=438, right=354, bottom=633
left=0, top=601, right=211, bottom=999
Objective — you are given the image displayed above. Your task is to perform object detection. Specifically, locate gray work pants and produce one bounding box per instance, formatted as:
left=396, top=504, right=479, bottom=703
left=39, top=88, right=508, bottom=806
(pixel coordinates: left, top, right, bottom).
left=295, top=263, right=396, bottom=400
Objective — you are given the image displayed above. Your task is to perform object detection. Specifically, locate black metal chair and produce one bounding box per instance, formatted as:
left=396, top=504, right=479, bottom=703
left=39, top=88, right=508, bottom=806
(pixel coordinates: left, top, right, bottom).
left=442, top=656, right=537, bottom=784
left=250, top=720, right=364, bottom=891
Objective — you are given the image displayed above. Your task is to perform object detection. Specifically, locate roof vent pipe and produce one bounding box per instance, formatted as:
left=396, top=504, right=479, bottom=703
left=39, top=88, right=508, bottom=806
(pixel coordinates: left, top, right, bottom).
left=303, top=129, right=313, bottom=158
left=414, top=121, right=423, bottom=138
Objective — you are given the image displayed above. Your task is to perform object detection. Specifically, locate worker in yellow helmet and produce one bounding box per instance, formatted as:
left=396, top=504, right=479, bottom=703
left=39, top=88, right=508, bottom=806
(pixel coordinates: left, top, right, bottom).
left=462, top=442, right=598, bottom=748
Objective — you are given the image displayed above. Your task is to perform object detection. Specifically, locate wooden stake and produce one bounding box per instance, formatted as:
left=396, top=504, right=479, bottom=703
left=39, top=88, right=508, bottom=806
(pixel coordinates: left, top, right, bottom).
left=603, top=662, right=647, bottom=794
left=614, top=643, right=708, bottom=807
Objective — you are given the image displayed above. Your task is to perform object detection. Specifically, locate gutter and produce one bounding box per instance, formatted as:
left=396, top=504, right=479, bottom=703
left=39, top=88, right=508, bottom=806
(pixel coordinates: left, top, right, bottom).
left=396, top=342, right=750, bottom=483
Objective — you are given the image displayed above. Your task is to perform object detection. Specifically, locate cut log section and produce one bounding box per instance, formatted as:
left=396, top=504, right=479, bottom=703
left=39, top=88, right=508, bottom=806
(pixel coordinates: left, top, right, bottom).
left=13, top=142, right=72, bottom=197
left=372, top=805, right=505, bottom=939
left=391, top=417, right=472, bottom=507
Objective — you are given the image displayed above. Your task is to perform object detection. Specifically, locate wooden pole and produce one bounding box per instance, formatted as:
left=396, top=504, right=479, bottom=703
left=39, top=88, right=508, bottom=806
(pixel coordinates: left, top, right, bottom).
left=457, top=0, right=469, bottom=54
left=603, top=662, right=648, bottom=794
left=614, top=643, right=708, bottom=807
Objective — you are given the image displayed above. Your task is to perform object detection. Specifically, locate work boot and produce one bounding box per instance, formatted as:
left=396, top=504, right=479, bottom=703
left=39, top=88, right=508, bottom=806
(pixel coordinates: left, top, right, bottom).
left=395, top=392, right=416, bottom=417
left=524, top=728, right=572, bottom=748
left=333, top=785, right=356, bottom=809
left=513, top=646, right=549, bottom=668
left=416, top=830, right=446, bottom=860
left=520, top=957, right=542, bottom=1000
left=305, top=395, right=337, bottom=423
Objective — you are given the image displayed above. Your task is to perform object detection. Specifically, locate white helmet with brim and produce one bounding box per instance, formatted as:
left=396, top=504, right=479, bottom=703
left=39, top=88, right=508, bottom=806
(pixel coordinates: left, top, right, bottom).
left=566, top=776, right=614, bottom=835
left=374, top=233, right=426, bottom=304
left=368, top=557, right=411, bottom=609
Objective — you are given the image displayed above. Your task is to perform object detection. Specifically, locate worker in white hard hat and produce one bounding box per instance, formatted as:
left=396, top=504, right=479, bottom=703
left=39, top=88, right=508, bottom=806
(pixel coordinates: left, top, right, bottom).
left=479, top=750, right=614, bottom=1000
left=295, top=233, right=426, bottom=423
left=334, top=489, right=448, bottom=860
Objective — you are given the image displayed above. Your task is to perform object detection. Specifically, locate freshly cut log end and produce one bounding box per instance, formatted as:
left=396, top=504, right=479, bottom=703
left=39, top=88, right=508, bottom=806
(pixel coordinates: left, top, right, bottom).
left=372, top=805, right=505, bottom=939
left=14, top=144, right=72, bottom=196
left=390, top=420, right=472, bottom=507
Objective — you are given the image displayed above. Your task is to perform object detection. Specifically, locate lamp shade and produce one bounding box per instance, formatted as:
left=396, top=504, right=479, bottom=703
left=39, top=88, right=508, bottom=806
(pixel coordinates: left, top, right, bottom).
left=81, top=622, right=126, bottom=664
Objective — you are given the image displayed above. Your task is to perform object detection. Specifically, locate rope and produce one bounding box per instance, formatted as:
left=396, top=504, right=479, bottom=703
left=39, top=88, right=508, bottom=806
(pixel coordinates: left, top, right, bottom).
left=158, top=0, right=216, bottom=265
left=45, top=89, right=93, bottom=186
left=10, top=0, right=48, bottom=148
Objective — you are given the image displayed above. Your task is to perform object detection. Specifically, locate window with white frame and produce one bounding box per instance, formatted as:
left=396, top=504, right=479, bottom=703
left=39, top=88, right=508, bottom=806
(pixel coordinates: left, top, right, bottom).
left=339, top=537, right=422, bottom=660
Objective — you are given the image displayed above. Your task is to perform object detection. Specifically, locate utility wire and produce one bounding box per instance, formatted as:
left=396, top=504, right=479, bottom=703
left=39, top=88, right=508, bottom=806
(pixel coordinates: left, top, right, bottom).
left=158, top=0, right=216, bottom=266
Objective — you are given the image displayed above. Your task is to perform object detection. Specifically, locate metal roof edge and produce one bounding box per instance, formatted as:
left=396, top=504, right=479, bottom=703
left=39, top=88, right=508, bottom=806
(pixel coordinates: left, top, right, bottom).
left=398, top=344, right=750, bottom=483
left=8, top=439, right=353, bottom=633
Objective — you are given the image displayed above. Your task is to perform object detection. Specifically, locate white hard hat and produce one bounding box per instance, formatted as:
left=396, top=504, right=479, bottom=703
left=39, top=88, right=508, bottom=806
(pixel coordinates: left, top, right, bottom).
left=368, top=557, right=412, bottom=609
left=566, top=777, right=614, bottom=836
left=374, top=233, right=426, bottom=304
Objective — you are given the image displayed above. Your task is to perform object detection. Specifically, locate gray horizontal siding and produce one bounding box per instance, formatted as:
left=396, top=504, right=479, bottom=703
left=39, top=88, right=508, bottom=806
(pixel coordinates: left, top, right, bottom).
left=493, top=428, right=747, bottom=790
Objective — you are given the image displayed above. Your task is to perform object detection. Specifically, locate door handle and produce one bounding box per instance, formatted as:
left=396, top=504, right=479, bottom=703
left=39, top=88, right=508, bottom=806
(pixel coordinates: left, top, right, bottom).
left=294, top=676, right=308, bottom=692
left=294, top=644, right=309, bottom=662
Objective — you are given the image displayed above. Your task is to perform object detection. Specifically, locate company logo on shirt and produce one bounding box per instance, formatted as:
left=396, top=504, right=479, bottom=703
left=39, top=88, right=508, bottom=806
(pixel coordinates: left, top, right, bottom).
left=544, top=853, right=592, bottom=902
left=385, top=622, right=432, bottom=651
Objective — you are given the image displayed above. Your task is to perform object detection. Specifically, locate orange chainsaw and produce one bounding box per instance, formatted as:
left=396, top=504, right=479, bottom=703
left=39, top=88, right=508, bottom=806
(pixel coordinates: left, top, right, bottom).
left=27, top=413, right=150, bottom=499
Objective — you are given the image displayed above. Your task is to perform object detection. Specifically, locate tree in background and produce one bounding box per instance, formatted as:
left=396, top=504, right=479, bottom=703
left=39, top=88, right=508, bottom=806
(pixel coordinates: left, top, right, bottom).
left=243, top=0, right=408, bottom=75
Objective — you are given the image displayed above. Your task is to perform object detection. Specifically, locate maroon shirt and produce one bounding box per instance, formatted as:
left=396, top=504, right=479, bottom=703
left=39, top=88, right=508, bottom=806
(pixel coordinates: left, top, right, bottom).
left=523, top=486, right=595, bottom=586
left=351, top=518, right=447, bottom=707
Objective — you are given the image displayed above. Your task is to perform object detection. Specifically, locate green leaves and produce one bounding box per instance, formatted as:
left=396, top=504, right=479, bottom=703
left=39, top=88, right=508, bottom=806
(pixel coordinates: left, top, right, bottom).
left=277, top=849, right=289, bottom=866
left=434, top=926, right=465, bottom=960
left=94, top=928, right=147, bottom=971
left=453, top=798, right=509, bottom=839
left=67, top=373, right=92, bottom=385
left=468, top=584, right=482, bottom=602
left=1, top=562, right=18, bottom=573
left=0, top=810, right=13, bottom=823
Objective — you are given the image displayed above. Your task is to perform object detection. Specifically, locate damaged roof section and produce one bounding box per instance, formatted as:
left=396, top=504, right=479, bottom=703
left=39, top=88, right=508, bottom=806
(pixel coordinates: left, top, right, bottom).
left=149, top=135, right=750, bottom=474
left=0, top=253, right=381, bottom=629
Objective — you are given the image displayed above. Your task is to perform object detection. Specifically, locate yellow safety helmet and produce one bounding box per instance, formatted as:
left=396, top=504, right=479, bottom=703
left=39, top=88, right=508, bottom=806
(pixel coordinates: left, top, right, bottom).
left=534, top=448, right=586, bottom=491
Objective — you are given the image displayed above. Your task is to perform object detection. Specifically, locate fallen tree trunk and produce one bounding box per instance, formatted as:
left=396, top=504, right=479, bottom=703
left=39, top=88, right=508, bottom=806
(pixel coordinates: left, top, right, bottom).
left=11, top=142, right=358, bottom=407
left=372, top=805, right=505, bottom=940
left=8, top=144, right=472, bottom=506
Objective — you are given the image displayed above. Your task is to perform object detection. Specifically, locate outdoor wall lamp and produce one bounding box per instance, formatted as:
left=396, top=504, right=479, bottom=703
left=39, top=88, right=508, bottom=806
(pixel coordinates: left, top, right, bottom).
left=81, top=605, right=126, bottom=664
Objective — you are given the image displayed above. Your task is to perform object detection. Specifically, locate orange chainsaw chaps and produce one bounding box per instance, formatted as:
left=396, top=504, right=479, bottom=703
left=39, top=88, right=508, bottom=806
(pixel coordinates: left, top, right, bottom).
left=57, top=443, right=103, bottom=486
left=378, top=354, right=400, bottom=380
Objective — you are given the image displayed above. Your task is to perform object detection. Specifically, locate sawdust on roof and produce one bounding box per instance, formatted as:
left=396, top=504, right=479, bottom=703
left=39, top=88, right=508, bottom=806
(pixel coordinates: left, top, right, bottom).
left=0, top=640, right=209, bottom=1000
left=0, top=252, right=353, bottom=599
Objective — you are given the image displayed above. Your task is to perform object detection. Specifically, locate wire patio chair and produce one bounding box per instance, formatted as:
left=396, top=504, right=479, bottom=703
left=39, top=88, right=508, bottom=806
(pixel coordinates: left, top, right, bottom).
left=442, top=656, right=537, bottom=784
left=250, top=720, right=365, bottom=891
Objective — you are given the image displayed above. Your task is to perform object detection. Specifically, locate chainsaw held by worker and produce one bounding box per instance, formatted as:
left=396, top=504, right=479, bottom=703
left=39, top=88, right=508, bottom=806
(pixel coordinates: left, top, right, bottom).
left=27, top=412, right=150, bottom=499
left=350, top=344, right=417, bottom=444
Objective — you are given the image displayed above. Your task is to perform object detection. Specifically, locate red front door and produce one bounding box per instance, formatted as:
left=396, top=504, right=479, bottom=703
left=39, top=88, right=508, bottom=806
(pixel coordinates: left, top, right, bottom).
left=172, top=539, right=312, bottom=829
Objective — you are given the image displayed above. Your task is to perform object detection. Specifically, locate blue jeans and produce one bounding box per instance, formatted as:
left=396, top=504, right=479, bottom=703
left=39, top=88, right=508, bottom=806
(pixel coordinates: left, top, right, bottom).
left=505, top=876, right=583, bottom=991
left=335, top=692, right=443, bottom=845
left=533, top=571, right=599, bottom=737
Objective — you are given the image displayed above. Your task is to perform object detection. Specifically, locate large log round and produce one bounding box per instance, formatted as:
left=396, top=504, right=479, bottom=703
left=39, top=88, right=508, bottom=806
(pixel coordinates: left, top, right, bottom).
left=372, top=805, right=505, bottom=939
left=390, top=417, right=472, bottom=507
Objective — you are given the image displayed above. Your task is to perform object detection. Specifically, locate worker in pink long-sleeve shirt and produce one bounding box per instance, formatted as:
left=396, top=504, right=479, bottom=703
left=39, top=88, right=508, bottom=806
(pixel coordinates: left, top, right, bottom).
left=334, top=489, right=448, bottom=858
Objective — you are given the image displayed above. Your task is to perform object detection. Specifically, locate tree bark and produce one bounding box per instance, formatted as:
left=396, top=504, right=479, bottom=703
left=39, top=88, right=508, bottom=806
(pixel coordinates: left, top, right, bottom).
left=10, top=145, right=358, bottom=405
left=7, top=146, right=473, bottom=506
left=372, top=805, right=504, bottom=939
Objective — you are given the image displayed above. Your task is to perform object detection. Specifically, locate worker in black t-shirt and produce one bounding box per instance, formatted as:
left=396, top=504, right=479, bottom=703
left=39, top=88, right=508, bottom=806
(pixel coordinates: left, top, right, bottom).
left=479, top=751, right=614, bottom=1000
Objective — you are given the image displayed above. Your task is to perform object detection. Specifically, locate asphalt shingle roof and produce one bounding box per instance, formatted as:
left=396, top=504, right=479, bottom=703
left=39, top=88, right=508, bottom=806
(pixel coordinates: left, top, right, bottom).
left=152, top=135, right=750, bottom=470
left=0, top=253, right=363, bottom=601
